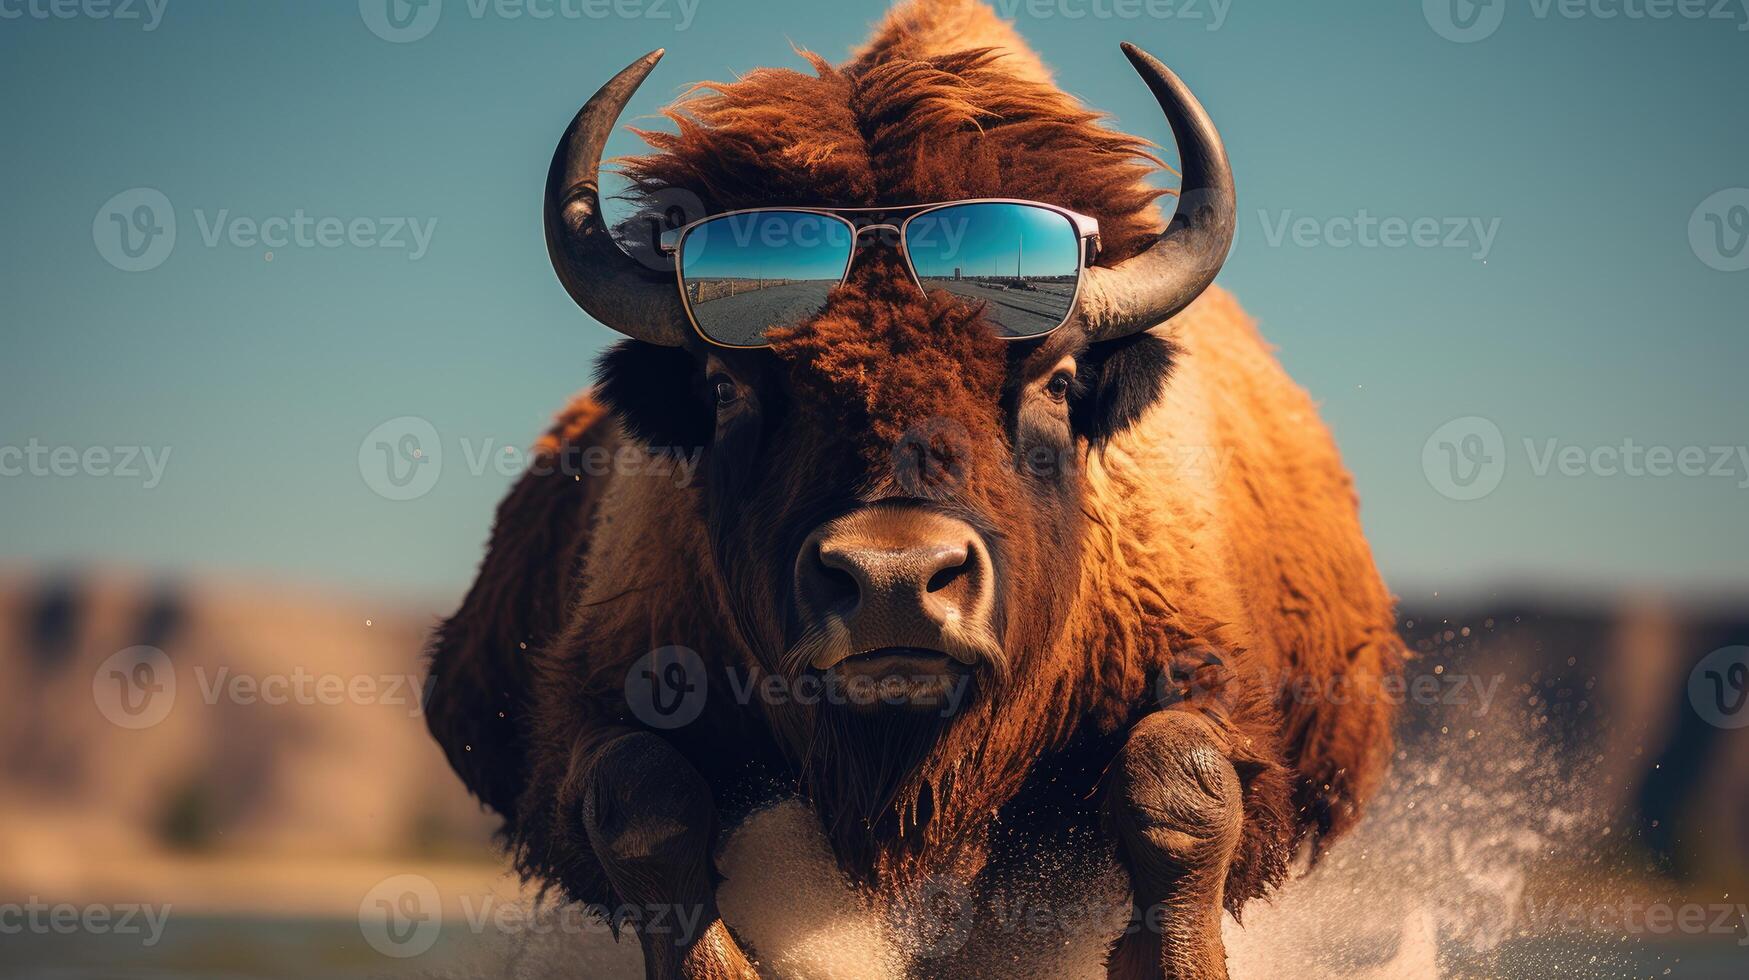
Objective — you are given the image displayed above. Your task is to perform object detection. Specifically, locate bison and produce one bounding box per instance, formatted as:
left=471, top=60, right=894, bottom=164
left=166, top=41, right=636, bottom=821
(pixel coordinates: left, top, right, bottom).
left=425, top=1, right=1404, bottom=976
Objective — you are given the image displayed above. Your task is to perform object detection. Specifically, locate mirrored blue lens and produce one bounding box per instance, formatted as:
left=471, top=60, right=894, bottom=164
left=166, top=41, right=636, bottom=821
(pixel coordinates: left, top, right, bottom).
left=679, top=210, right=855, bottom=347
left=904, top=203, right=1081, bottom=338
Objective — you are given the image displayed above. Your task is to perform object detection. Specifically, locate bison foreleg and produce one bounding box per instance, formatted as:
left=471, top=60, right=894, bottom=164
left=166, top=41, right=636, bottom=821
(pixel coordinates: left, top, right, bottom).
left=577, top=731, right=757, bottom=980
left=1102, top=709, right=1242, bottom=980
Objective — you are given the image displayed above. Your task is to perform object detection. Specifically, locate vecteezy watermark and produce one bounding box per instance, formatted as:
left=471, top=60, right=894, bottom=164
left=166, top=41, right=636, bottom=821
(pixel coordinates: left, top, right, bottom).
left=625, top=646, right=711, bottom=729
left=192, top=209, right=436, bottom=260
left=1519, top=896, right=1749, bottom=945
left=1690, top=188, right=1749, bottom=272
left=624, top=649, right=980, bottom=730
left=456, top=438, right=702, bottom=487
left=357, top=874, right=711, bottom=960
left=192, top=667, right=429, bottom=719
left=92, top=646, right=177, bottom=729
left=358, top=0, right=700, bottom=43
left=94, top=189, right=437, bottom=272
left=359, top=417, right=443, bottom=502
left=93, top=188, right=176, bottom=273
left=1690, top=645, right=1749, bottom=729
left=0, top=0, right=168, bottom=30
left=359, top=874, right=443, bottom=958
left=93, top=646, right=431, bottom=730
left=889, top=873, right=978, bottom=960
left=991, top=0, right=1231, bottom=29
left=889, top=416, right=1236, bottom=500
left=358, top=416, right=705, bottom=501
left=0, top=899, right=173, bottom=946
left=1426, top=0, right=1749, bottom=43
left=1155, top=653, right=1506, bottom=717
left=1257, top=209, right=1501, bottom=262
left=468, top=897, right=709, bottom=945
left=1422, top=416, right=1508, bottom=501
left=0, top=440, right=172, bottom=489
left=1422, top=417, right=1749, bottom=500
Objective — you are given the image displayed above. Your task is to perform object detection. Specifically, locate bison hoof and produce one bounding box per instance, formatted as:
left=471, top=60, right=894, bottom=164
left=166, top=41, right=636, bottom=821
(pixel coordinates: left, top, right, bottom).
left=1106, top=711, right=1242, bottom=876
left=1105, top=711, right=1241, bottom=980
left=582, top=732, right=718, bottom=912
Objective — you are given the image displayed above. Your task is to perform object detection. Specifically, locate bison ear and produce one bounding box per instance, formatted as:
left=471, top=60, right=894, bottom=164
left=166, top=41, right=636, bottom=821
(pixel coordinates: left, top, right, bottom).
left=593, top=340, right=713, bottom=450
left=1072, top=331, right=1178, bottom=446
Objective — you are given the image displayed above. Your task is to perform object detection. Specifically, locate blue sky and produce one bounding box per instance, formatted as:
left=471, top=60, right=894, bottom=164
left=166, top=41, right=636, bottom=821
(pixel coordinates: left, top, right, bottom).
left=907, top=203, right=1081, bottom=278
left=683, top=211, right=854, bottom=281
left=2, top=1, right=1746, bottom=603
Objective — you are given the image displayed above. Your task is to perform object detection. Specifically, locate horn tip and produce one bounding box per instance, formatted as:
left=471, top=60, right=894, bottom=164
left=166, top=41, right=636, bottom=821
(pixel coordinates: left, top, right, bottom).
left=1119, top=41, right=1161, bottom=71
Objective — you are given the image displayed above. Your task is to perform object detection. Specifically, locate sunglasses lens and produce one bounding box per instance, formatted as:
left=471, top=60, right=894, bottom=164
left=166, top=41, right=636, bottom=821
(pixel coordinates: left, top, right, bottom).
left=904, top=202, right=1083, bottom=338
left=679, top=211, right=855, bottom=346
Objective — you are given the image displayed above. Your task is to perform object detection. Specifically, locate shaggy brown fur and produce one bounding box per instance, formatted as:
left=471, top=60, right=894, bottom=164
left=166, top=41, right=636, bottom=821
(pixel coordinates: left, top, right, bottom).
left=621, top=38, right=1166, bottom=263
left=427, top=0, right=1403, bottom=973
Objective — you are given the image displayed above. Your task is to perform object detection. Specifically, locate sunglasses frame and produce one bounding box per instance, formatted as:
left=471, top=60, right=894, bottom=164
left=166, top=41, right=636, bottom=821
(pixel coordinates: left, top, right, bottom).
left=658, top=198, right=1103, bottom=350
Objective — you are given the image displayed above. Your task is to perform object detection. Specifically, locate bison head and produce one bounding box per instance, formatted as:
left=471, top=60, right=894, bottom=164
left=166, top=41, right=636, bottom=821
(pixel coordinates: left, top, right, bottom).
left=540, top=5, right=1235, bottom=861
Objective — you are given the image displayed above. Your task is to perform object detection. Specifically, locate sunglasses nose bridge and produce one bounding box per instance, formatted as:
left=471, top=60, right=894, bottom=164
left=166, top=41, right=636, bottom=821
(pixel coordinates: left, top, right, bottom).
left=854, top=222, right=904, bottom=250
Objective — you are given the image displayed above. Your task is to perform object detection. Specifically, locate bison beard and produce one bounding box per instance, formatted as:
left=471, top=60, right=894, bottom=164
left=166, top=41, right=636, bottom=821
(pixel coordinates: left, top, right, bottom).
left=766, top=271, right=1040, bottom=887
left=425, top=1, right=1404, bottom=977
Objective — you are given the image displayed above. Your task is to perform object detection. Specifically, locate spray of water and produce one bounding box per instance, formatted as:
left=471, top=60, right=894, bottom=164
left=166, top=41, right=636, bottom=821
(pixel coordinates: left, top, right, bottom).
left=434, top=694, right=1670, bottom=978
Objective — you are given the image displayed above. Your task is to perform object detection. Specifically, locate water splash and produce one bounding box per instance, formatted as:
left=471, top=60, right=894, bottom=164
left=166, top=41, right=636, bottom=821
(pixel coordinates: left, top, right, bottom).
left=435, top=703, right=1672, bottom=978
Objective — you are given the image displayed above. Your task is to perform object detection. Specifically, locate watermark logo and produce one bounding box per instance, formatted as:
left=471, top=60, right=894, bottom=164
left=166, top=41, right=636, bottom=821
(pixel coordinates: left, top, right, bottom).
left=1424, top=0, right=1507, bottom=42
left=190, top=210, right=436, bottom=260
left=96, top=189, right=435, bottom=268
left=92, top=645, right=176, bottom=729
left=630, top=186, right=708, bottom=272
left=1690, top=188, right=1749, bottom=272
left=359, top=874, right=442, bottom=957
left=1690, top=645, right=1749, bottom=729
left=0, top=440, right=172, bottom=489
left=1257, top=209, right=1501, bottom=262
left=0, top=899, right=173, bottom=946
left=1520, top=896, right=1749, bottom=945
left=625, top=646, right=708, bottom=729
left=92, top=654, right=430, bottom=729
left=360, top=0, right=700, bottom=41
left=1428, top=0, right=1749, bottom=42
left=94, top=188, right=176, bottom=272
left=1423, top=416, right=1507, bottom=501
left=893, top=416, right=974, bottom=498
left=359, top=0, right=442, bottom=42
left=193, top=667, right=430, bottom=718
left=992, top=0, right=1231, bottom=29
left=359, top=418, right=704, bottom=501
left=0, top=0, right=168, bottom=30
left=359, top=416, right=443, bottom=501
left=890, top=873, right=977, bottom=960
left=1425, top=419, right=1749, bottom=501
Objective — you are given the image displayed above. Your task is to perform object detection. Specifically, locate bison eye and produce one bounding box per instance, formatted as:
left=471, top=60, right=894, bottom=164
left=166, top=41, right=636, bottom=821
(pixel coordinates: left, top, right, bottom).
left=711, top=376, right=739, bottom=408
left=1045, top=371, right=1073, bottom=402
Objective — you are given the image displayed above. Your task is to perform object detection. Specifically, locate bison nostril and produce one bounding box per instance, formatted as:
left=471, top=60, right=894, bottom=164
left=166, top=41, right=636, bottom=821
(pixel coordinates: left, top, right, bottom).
left=816, top=563, right=861, bottom=610
left=926, top=556, right=972, bottom=595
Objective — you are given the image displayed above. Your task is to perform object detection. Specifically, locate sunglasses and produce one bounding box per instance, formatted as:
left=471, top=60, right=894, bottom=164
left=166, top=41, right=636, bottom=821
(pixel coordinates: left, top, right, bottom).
left=657, top=199, right=1102, bottom=348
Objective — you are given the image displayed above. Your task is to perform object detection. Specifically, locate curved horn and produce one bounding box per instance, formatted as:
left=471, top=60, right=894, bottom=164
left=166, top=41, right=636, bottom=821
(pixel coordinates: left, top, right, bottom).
left=545, top=49, right=691, bottom=347
left=1077, top=43, right=1236, bottom=342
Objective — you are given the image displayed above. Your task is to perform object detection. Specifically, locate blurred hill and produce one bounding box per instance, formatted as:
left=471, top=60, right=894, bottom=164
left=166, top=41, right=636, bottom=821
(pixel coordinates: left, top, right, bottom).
left=0, top=567, right=500, bottom=913
left=1397, top=592, right=1749, bottom=887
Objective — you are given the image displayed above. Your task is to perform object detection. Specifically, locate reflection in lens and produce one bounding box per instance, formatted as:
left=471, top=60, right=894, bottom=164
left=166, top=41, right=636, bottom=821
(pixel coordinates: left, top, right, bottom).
left=905, top=203, right=1081, bottom=338
left=680, top=210, right=854, bottom=346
